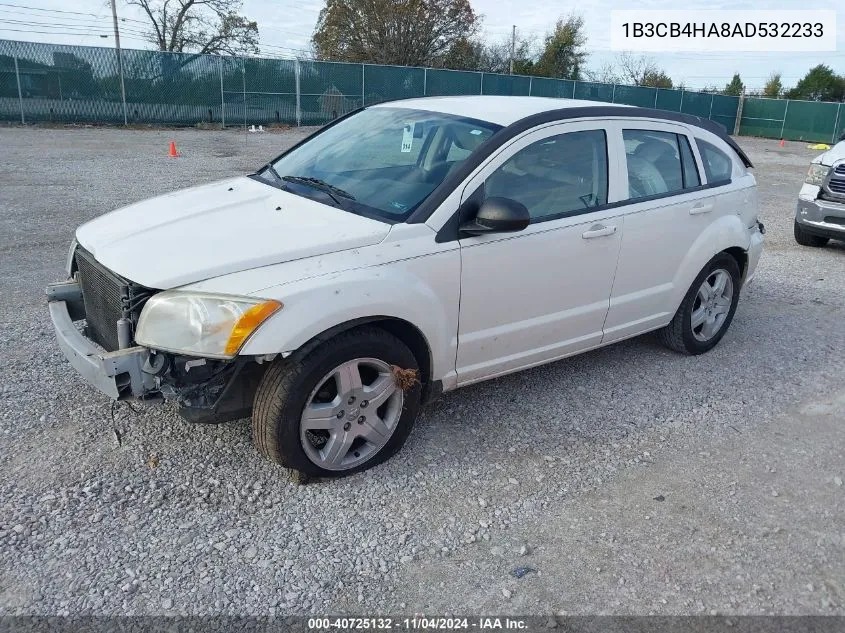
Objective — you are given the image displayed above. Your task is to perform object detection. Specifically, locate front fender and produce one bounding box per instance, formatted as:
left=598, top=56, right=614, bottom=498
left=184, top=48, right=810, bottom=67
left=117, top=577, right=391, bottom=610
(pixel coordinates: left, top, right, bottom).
left=669, top=213, right=751, bottom=312
left=239, top=251, right=460, bottom=383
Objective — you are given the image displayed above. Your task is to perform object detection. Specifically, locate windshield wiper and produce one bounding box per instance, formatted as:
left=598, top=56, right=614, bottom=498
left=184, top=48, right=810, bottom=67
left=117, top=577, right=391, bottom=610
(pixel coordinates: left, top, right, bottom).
left=282, top=176, right=356, bottom=203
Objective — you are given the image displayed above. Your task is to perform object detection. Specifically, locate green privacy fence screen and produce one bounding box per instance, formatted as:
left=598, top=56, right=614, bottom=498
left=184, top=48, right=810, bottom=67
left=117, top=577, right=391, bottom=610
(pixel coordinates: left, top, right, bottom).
left=738, top=97, right=845, bottom=143
left=1, top=38, right=842, bottom=142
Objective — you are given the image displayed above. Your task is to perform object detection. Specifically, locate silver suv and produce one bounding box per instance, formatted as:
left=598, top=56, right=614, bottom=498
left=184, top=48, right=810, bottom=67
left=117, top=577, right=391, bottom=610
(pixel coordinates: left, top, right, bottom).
left=796, top=133, right=845, bottom=246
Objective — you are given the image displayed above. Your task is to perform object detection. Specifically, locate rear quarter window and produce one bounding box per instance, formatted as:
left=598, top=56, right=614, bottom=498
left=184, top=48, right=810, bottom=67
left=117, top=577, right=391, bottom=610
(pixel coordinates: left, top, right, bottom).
left=696, top=139, right=734, bottom=183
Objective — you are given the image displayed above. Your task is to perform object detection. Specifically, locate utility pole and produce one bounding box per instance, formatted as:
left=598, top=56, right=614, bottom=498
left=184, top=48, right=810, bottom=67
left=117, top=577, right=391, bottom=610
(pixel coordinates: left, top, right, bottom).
left=734, top=87, right=745, bottom=136
left=509, top=25, right=516, bottom=75
left=110, top=0, right=128, bottom=125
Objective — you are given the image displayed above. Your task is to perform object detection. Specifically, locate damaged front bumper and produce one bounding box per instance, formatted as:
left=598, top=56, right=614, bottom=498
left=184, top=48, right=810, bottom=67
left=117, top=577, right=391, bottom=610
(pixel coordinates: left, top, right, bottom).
left=46, top=279, right=156, bottom=400
left=47, top=279, right=262, bottom=421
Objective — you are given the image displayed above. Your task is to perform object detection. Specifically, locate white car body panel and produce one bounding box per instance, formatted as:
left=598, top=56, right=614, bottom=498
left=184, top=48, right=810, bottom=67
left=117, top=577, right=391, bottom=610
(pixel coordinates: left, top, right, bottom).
left=234, top=224, right=462, bottom=390
left=75, top=176, right=391, bottom=288
left=456, top=215, right=622, bottom=384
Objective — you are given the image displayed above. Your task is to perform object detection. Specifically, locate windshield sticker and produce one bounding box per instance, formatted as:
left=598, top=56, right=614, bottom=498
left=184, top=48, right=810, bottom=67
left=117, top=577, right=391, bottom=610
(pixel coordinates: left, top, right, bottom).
left=470, top=129, right=483, bottom=135
left=401, top=123, right=415, bottom=153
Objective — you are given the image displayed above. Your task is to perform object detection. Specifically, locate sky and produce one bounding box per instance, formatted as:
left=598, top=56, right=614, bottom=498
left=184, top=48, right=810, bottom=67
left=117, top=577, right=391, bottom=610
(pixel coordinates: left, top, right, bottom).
left=1, top=0, right=843, bottom=91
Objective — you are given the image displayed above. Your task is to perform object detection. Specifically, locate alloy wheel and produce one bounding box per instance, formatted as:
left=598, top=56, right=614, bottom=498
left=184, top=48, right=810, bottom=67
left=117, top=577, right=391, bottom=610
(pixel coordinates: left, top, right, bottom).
left=299, top=358, right=403, bottom=471
left=691, top=268, right=734, bottom=342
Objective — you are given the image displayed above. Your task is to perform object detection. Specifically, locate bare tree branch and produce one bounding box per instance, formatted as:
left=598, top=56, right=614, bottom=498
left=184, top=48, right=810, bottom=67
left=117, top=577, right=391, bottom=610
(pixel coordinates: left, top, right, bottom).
left=127, top=0, right=259, bottom=55
left=587, top=53, right=672, bottom=88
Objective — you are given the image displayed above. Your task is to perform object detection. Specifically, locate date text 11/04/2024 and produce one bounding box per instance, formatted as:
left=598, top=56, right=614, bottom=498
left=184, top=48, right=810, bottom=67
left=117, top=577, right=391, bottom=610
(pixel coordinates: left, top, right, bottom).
left=307, top=617, right=529, bottom=630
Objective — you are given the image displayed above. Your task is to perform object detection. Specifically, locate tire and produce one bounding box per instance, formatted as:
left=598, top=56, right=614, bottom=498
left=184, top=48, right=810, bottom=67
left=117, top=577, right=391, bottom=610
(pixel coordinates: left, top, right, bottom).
left=252, top=326, right=422, bottom=477
left=794, top=220, right=829, bottom=247
left=658, top=253, right=741, bottom=355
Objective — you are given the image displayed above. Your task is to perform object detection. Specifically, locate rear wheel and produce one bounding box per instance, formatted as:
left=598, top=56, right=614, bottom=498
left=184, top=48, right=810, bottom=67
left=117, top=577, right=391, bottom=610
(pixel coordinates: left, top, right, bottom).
left=658, top=253, right=741, bottom=355
left=252, top=327, right=422, bottom=477
left=794, top=220, right=829, bottom=247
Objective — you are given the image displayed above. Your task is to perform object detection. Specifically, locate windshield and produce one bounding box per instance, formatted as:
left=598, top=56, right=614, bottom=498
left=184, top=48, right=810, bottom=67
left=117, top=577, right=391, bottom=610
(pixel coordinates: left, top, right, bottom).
left=259, top=107, right=501, bottom=222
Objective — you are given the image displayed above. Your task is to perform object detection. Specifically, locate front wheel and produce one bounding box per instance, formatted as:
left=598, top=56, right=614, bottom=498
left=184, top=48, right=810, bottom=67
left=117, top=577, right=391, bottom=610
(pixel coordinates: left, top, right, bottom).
left=252, top=327, right=422, bottom=477
left=658, top=253, right=741, bottom=355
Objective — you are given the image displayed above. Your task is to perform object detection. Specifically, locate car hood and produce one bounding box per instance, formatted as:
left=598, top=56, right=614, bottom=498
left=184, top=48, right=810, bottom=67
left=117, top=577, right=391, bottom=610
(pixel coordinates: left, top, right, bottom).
left=75, top=176, right=391, bottom=289
left=813, top=140, right=845, bottom=166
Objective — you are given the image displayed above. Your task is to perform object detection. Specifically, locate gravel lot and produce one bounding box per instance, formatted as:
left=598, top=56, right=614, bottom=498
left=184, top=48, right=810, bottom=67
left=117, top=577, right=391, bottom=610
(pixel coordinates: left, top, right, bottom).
left=0, top=125, right=844, bottom=617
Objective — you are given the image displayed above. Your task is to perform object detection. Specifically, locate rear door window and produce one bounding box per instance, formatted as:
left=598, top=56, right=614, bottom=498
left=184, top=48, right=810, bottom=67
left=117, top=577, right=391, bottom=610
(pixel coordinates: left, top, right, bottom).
left=623, top=130, right=685, bottom=199
left=696, top=139, right=734, bottom=183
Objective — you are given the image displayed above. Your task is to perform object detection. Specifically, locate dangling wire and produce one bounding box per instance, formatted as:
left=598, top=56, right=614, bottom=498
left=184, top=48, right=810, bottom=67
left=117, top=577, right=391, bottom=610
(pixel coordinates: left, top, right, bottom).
left=109, top=400, right=140, bottom=446
left=109, top=400, right=121, bottom=446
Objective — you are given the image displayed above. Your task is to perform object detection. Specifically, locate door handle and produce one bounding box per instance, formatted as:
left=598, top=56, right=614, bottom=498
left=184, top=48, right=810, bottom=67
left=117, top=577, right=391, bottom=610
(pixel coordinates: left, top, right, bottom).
left=689, top=202, right=714, bottom=215
left=582, top=224, right=617, bottom=239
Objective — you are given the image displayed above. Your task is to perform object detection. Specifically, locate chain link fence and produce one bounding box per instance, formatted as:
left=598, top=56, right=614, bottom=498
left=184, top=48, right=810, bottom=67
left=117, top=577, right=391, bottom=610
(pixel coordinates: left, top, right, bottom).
left=2, top=38, right=842, bottom=143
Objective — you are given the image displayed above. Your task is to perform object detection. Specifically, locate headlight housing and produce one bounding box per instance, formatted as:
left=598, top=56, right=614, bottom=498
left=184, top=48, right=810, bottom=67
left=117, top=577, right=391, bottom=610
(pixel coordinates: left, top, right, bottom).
left=135, top=291, right=282, bottom=358
left=805, top=164, right=830, bottom=186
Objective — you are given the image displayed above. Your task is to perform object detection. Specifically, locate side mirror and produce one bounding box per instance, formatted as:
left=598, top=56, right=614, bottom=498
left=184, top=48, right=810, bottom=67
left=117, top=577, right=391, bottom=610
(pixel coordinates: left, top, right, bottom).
left=839, top=131, right=845, bottom=142
left=459, top=197, right=530, bottom=237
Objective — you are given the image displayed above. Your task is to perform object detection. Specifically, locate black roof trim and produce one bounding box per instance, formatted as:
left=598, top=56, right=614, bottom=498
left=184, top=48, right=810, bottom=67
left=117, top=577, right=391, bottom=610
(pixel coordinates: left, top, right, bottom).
left=405, top=104, right=752, bottom=224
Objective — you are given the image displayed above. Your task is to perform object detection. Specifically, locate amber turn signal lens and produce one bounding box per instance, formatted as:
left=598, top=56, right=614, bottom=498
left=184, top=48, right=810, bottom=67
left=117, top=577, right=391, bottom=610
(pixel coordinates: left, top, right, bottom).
left=224, top=300, right=283, bottom=355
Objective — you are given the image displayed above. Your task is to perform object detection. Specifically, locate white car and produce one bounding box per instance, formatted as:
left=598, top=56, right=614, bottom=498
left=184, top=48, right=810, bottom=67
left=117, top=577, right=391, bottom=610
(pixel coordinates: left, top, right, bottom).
left=796, top=134, right=845, bottom=246
left=47, top=96, right=764, bottom=477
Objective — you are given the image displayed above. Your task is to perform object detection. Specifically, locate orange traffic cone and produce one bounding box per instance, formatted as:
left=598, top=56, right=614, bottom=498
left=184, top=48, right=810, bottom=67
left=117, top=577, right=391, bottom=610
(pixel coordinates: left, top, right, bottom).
left=168, top=141, right=181, bottom=157
left=779, top=138, right=785, bottom=147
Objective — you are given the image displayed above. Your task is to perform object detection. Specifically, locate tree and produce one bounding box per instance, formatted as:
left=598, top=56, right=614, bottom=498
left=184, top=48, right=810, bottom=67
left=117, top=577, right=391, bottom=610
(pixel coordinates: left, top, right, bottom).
left=616, top=53, right=651, bottom=85
left=439, top=37, right=485, bottom=71
left=440, top=31, right=536, bottom=73
left=640, top=70, right=674, bottom=88
left=503, top=33, right=538, bottom=76
left=481, top=33, right=536, bottom=74
left=762, top=72, right=783, bottom=98
left=586, top=60, right=619, bottom=84
left=785, top=65, right=845, bottom=102
left=640, top=69, right=673, bottom=88
left=586, top=53, right=671, bottom=88
left=615, top=52, right=670, bottom=87
left=723, top=73, right=744, bottom=96
left=532, top=14, right=588, bottom=80
left=128, top=0, right=258, bottom=55
left=312, top=0, right=480, bottom=67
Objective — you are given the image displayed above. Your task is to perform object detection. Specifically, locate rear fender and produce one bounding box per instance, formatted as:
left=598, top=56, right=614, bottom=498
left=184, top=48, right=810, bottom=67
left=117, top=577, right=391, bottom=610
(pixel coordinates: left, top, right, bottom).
left=669, top=213, right=751, bottom=313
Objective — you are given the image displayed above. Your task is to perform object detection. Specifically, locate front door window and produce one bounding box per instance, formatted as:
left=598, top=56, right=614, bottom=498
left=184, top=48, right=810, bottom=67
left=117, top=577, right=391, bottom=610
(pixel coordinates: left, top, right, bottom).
left=484, top=130, right=609, bottom=222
